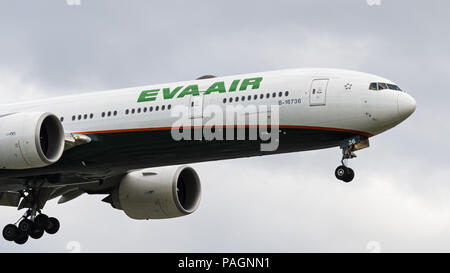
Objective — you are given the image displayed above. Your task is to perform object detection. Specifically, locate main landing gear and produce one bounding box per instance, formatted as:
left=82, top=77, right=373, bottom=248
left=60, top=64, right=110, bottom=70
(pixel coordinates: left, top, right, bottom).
left=2, top=210, right=60, bottom=244
left=2, top=187, right=60, bottom=244
left=335, top=135, right=369, bottom=183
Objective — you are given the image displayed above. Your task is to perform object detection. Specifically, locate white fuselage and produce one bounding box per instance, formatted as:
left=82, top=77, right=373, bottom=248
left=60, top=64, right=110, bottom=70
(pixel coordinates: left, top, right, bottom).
left=0, top=68, right=416, bottom=137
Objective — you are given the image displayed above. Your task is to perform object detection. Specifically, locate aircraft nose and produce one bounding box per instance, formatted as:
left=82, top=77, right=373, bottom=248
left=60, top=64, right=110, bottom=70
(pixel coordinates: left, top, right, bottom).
left=397, top=92, right=416, bottom=119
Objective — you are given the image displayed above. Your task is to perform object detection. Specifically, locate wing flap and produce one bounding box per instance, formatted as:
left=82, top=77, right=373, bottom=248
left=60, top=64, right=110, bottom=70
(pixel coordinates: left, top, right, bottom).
left=58, top=189, right=84, bottom=204
left=0, top=192, right=21, bottom=207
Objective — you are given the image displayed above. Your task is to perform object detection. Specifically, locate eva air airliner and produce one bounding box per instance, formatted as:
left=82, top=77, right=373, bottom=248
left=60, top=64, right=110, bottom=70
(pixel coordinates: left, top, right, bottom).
left=0, top=68, right=416, bottom=244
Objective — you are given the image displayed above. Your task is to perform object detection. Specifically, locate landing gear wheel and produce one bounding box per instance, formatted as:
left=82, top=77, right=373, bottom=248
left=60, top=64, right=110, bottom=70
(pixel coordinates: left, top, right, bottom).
left=342, top=168, right=354, bottom=183
left=29, top=223, right=44, bottom=239
left=34, top=214, right=50, bottom=229
left=335, top=165, right=355, bottom=183
left=335, top=165, right=347, bottom=180
left=18, top=219, right=33, bottom=234
left=14, top=232, right=29, bottom=245
left=3, top=224, right=19, bottom=241
left=45, top=218, right=60, bottom=235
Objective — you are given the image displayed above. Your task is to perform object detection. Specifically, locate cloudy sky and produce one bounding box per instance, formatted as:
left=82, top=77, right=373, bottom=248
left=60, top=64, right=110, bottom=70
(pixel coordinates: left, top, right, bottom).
left=0, top=0, right=448, bottom=252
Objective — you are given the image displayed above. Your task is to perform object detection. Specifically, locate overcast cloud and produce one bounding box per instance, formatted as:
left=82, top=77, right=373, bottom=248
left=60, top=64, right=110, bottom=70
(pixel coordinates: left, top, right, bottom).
left=0, top=0, right=448, bottom=252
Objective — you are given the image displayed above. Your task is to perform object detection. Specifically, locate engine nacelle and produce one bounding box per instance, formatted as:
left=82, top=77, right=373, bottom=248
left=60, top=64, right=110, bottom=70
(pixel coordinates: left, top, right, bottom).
left=0, top=112, right=65, bottom=169
left=109, top=166, right=202, bottom=220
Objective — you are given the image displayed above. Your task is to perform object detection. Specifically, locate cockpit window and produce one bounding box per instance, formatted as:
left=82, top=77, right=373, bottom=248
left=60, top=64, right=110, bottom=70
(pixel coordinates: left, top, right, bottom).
left=369, top=82, right=403, bottom=91
left=387, top=84, right=402, bottom=91
left=378, top=83, right=388, bottom=90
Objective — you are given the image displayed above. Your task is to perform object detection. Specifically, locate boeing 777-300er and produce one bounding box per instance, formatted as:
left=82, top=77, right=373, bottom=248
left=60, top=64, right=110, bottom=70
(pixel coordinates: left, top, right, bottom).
left=0, top=68, right=416, bottom=244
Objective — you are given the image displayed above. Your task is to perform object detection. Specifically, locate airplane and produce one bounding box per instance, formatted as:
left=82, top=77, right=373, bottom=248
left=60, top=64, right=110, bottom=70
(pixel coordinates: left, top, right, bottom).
left=0, top=68, right=416, bottom=245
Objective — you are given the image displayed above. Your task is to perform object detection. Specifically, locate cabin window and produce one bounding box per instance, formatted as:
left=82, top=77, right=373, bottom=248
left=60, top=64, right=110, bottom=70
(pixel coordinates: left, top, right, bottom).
left=223, top=98, right=227, bottom=104
left=162, top=105, right=165, bottom=111
left=155, top=106, right=159, bottom=111
left=285, top=91, right=289, bottom=96
left=168, top=104, right=172, bottom=110
left=89, top=114, right=93, bottom=119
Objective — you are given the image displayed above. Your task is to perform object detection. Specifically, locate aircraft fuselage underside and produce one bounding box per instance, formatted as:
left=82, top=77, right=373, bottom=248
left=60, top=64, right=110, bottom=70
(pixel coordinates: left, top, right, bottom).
left=0, top=127, right=359, bottom=182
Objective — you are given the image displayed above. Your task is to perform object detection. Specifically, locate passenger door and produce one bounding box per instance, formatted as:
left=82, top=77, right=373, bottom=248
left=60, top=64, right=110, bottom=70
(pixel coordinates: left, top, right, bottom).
left=309, top=79, right=329, bottom=106
left=189, top=93, right=204, bottom=119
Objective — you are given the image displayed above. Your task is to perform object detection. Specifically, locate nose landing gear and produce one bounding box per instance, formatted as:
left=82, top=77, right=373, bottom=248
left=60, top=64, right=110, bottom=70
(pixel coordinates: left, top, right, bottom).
left=335, top=152, right=356, bottom=183
left=335, top=136, right=370, bottom=183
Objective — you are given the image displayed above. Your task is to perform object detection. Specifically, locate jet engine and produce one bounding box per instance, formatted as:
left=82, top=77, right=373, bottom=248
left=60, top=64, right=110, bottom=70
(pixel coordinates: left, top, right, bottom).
left=107, top=166, right=202, bottom=220
left=0, top=112, right=65, bottom=169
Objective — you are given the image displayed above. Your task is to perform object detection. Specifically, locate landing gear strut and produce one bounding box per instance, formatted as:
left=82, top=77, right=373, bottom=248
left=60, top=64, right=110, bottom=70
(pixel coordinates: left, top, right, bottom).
left=2, top=187, right=60, bottom=244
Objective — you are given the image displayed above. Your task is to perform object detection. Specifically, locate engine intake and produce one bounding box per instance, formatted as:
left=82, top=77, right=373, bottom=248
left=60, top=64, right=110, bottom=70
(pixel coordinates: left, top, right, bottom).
left=108, top=166, right=202, bottom=220
left=0, top=112, right=65, bottom=169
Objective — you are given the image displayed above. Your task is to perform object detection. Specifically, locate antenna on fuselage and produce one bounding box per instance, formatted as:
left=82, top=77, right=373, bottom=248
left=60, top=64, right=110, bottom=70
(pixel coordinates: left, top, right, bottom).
left=196, top=75, right=217, bottom=80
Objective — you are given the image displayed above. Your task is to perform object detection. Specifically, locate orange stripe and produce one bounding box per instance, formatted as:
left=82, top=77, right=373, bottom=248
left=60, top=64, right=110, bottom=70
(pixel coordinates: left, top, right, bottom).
left=75, top=125, right=372, bottom=137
